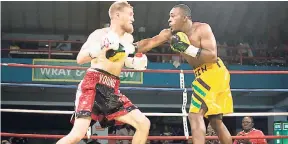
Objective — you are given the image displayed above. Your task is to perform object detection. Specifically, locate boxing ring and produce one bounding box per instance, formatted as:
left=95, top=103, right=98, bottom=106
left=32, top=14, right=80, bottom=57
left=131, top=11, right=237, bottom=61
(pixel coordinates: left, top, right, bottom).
left=1, top=62, right=288, bottom=142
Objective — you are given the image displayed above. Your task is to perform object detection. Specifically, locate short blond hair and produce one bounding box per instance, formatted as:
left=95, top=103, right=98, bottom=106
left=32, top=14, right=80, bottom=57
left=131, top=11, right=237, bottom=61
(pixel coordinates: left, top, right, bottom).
left=109, top=1, right=133, bottom=19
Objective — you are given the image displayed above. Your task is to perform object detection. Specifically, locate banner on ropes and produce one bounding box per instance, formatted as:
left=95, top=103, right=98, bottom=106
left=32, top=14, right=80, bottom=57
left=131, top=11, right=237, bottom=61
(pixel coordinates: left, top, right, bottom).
left=32, top=59, right=143, bottom=84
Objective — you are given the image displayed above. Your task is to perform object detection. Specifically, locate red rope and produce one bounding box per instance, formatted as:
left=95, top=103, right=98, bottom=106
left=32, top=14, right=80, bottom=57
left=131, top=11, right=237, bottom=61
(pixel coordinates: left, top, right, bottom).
left=1, top=63, right=288, bottom=74
left=1, top=132, right=288, bottom=140
left=2, top=49, right=181, bottom=56
left=3, top=48, right=288, bottom=60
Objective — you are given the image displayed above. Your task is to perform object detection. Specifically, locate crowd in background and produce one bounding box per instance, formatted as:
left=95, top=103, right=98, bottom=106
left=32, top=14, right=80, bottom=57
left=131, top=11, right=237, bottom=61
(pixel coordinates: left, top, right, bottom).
left=1, top=33, right=288, bottom=67
left=1, top=116, right=268, bottom=144
left=109, top=116, right=267, bottom=144
left=156, top=40, right=288, bottom=67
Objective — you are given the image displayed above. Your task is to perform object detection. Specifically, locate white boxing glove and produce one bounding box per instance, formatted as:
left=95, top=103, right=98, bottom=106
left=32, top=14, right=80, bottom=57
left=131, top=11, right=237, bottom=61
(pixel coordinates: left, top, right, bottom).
left=125, top=53, right=148, bottom=70
left=102, top=31, right=120, bottom=50
left=121, top=42, right=136, bottom=55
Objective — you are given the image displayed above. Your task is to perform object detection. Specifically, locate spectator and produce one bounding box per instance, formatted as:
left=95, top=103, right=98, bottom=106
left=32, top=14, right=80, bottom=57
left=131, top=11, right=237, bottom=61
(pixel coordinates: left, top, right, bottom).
left=172, top=55, right=181, bottom=68
left=149, top=124, right=161, bottom=144
left=233, top=116, right=267, bottom=144
left=83, top=133, right=101, bottom=144
left=218, top=44, right=228, bottom=58
left=1, top=140, right=11, bottom=144
left=115, top=123, right=134, bottom=144
left=161, top=125, right=173, bottom=144
left=5, top=137, right=28, bottom=144
left=9, top=41, right=20, bottom=50
left=206, top=123, right=220, bottom=144
left=55, top=34, right=71, bottom=51
left=126, top=124, right=135, bottom=136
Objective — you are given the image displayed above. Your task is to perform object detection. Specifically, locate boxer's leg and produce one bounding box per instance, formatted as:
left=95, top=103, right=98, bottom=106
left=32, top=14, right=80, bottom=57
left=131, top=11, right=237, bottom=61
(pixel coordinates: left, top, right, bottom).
left=56, top=117, right=91, bottom=144
left=188, top=77, right=215, bottom=143
left=209, top=115, right=232, bottom=144
left=99, top=84, right=150, bottom=144
left=189, top=59, right=233, bottom=144
left=208, top=67, right=233, bottom=144
left=188, top=105, right=207, bottom=144
left=115, top=109, right=150, bottom=144
left=57, top=72, right=97, bottom=144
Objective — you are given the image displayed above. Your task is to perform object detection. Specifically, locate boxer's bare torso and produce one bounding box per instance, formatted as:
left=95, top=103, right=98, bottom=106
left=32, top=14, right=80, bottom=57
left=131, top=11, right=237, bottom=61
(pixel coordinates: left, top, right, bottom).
left=86, top=28, right=134, bottom=76
left=175, top=22, right=210, bottom=68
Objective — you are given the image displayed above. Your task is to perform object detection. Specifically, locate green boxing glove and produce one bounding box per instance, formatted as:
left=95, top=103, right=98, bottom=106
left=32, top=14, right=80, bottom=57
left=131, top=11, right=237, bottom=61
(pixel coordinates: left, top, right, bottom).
left=170, top=32, right=201, bottom=58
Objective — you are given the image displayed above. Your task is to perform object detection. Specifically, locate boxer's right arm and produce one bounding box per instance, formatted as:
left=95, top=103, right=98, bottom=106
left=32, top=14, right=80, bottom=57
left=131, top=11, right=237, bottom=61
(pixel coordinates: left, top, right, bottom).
left=135, top=29, right=171, bottom=53
left=76, top=30, right=103, bottom=65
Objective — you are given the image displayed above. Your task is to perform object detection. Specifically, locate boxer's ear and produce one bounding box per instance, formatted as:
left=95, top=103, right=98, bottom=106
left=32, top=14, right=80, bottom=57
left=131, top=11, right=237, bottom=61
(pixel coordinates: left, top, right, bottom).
left=183, top=16, right=189, bottom=22
left=116, top=12, right=120, bottom=18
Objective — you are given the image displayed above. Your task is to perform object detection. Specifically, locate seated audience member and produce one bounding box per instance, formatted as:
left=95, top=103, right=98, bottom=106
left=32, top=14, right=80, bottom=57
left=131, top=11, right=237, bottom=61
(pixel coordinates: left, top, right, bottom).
left=115, top=121, right=134, bottom=144
left=55, top=35, right=71, bottom=51
left=206, top=123, right=220, bottom=144
left=149, top=124, right=162, bottom=144
left=1, top=140, right=11, bottom=144
left=161, top=125, right=173, bottom=144
left=234, top=116, right=267, bottom=144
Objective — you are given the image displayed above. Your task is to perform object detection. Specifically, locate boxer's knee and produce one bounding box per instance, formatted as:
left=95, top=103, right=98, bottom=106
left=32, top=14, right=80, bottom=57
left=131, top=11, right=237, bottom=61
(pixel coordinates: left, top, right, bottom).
left=127, top=109, right=150, bottom=132
left=69, top=117, right=91, bottom=142
left=135, top=115, right=150, bottom=132
left=188, top=112, right=205, bottom=132
left=115, top=109, right=150, bottom=133
left=188, top=113, right=202, bottom=124
left=67, top=132, right=85, bottom=143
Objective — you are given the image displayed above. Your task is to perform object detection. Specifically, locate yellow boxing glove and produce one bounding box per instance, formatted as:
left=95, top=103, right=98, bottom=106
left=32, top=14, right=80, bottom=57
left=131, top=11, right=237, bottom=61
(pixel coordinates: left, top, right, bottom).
left=106, top=42, right=136, bottom=62
left=100, top=31, right=125, bottom=62
left=170, top=32, right=191, bottom=52
left=170, top=32, right=201, bottom=58
left=106, top=44, right=126, bottom=62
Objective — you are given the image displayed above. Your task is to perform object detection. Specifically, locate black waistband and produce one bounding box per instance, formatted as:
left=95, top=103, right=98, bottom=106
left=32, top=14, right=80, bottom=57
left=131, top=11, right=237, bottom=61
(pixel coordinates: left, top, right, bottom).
left=92, top=68, right=120, bottom=80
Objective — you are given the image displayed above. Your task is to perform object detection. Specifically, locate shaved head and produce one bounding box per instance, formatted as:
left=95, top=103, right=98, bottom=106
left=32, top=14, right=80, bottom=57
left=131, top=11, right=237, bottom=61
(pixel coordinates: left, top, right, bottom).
left=173, top=4, right=191, bottom=18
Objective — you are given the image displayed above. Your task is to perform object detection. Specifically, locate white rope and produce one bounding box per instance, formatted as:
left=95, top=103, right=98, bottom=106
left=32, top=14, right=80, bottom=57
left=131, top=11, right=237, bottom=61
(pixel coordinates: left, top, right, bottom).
left=180, top=70, right=189, bottom=139
left=1, top=109, right=288, bottom=116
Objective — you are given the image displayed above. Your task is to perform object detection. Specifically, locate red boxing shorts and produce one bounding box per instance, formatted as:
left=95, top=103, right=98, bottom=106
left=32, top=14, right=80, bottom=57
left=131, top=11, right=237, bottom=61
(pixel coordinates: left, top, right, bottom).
left=71, top=68, right=137, bottom=126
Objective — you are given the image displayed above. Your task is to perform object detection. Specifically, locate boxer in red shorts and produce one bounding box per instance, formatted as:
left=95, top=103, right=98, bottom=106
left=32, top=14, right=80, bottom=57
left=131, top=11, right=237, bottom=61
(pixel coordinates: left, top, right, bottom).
left=56, top=1, right=150, bottom=144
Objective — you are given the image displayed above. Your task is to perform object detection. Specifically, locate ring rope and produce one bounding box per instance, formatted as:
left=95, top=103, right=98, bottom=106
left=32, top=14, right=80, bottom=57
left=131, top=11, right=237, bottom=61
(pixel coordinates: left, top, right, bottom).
left=2, top=83, right=288, bottom=92
left=2, top=63, right=288, bottom=140
left=1, top=109, right=288, bottom=116
left=1, top=132, right=288, bottom=140
left=179, top=70, right=189, bottom=139
left=1, top=63, right=288, bottom=74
